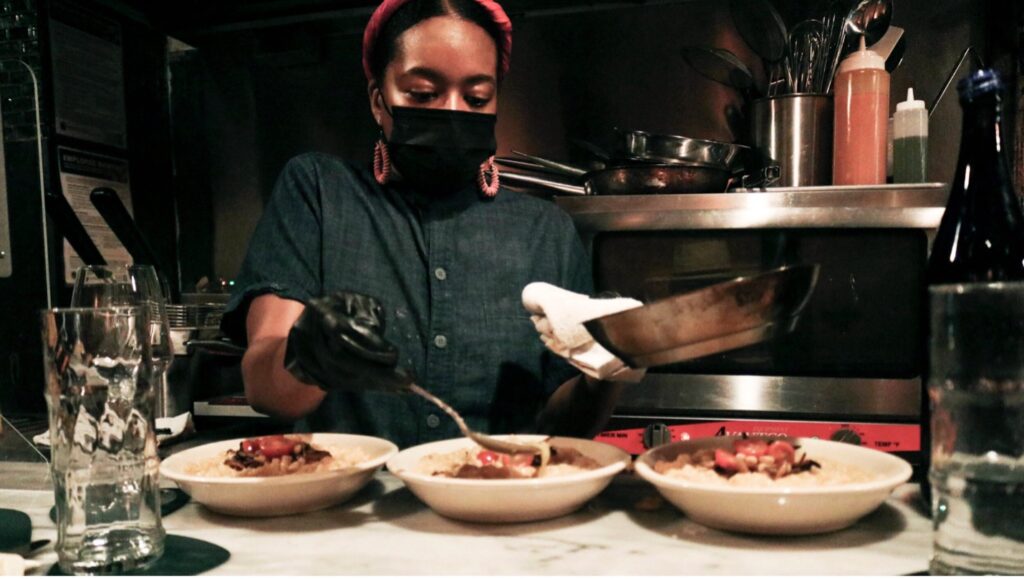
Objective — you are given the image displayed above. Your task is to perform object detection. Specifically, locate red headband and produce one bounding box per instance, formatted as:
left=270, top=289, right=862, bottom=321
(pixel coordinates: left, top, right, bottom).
left=362, top=0, right=512, bottom=82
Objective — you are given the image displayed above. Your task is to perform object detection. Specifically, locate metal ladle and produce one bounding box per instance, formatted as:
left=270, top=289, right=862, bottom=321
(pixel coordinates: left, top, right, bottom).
left=408, top=384, right=550, bottom=457
left=824, top=0, right=892, bottom=93
left=847, top=0, right=892, bottom=46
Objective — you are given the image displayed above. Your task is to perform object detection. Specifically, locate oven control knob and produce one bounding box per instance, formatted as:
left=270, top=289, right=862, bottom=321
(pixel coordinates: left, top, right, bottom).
left=830, top=429, right=862, bottom=445
left=643, top=423, right=672, bottom=449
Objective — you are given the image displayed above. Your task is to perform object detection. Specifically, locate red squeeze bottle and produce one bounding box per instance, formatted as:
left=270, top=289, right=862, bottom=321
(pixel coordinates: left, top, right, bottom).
left=833, top=37, right=890, bottom=185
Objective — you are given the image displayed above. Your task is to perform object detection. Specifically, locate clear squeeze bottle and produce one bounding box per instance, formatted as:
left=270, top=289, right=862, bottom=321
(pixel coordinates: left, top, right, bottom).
left=833, top=37, right=890, bottom=185
left=893, top=88, right=928, bottom=183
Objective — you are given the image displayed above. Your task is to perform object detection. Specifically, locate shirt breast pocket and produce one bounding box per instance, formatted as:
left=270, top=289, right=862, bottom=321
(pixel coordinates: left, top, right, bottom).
left=475, top=292, right=529, bottom=321
left=460, top=298, right=536, bottom=364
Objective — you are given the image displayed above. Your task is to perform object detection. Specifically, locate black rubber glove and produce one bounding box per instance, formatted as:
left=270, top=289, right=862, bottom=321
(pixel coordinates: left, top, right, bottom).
left=284, top=292, right=413, bottom=393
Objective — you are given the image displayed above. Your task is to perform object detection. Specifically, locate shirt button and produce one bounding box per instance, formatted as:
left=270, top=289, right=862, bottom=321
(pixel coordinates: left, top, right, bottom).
left=433, top=334, right=448, bottom=349
left=426, top=414, right=441, bottom=428
left=434, top=267, right=447, bottom=281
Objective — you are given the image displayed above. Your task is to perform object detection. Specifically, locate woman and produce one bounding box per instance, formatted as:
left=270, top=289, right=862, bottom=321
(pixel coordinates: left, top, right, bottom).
left=222, top=0, right=629, bottom=448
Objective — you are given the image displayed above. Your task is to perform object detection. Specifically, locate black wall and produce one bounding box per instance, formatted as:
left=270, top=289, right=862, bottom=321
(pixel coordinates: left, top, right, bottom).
left=0, top=0, right=175, bottom=414
left=170, top=0, right=994, bottom=284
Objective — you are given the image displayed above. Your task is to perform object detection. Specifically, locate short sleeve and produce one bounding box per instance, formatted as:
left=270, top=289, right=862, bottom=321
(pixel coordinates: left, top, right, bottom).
left=221, top=155, right=324, bottom=345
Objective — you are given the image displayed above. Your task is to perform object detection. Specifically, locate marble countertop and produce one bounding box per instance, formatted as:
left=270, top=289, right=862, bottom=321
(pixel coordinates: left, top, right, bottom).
left=1, top=463, right=933, bottom=575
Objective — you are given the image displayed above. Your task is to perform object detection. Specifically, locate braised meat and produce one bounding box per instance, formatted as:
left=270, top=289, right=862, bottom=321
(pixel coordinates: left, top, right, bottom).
left=224, top=435, right=332, bottom=471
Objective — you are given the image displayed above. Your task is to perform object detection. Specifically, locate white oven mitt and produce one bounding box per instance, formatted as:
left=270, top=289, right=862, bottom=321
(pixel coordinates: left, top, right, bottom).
left=522, top=282, right=646, bottom=382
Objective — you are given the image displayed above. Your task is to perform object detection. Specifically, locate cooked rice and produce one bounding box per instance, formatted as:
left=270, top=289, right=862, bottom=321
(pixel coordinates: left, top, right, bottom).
left=417, top=448, right=477, bottom=477
left=418, top=445, right=599, bottom=479
left=186, top=444, right=370, bottom=478
left=659, top=457, right=877, bottom=487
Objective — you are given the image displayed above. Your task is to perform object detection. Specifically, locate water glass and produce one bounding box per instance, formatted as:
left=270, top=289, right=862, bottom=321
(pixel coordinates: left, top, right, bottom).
left=71, top=265, right=175, bottom=417
left=41, top=307, right=165, bottom=574
left=929, top=282, right=1024, bottom=575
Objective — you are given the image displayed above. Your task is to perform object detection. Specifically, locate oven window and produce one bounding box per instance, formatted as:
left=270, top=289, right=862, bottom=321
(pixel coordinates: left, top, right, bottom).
left=592, top=229, right=926, bottom=378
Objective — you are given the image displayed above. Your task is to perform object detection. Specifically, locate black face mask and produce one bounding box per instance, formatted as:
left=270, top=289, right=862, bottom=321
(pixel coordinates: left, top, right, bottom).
left=381, top=103, right=497, bottom=195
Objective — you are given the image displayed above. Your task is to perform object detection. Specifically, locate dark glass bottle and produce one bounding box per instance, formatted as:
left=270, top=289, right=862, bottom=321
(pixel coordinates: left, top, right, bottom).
left=922, top=69, right=1024, bottom=505
left=927, top=69, right=1024, bottom=282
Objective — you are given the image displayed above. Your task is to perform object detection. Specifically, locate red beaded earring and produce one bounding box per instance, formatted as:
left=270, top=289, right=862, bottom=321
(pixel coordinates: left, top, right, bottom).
left=373, top=137, right=391, bottom=185
left=478, top=155, right=499, bottom=198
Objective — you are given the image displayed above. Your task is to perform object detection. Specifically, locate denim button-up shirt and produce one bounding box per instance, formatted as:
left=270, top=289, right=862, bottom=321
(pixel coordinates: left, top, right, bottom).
left=222, top=153, right=592, bottom=448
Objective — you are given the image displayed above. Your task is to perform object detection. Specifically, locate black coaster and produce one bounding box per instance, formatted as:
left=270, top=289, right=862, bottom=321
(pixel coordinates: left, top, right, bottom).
left=48, top=534, right=230, bottom=576
left=48, top=488, right=190, bottom=523
left=158, top=488, right=191, bottom=517
left=0, top=509, right=31, bottom=553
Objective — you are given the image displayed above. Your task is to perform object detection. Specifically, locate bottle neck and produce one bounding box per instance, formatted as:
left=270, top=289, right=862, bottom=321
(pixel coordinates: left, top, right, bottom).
left=959, top=92, right=1005, bottom=160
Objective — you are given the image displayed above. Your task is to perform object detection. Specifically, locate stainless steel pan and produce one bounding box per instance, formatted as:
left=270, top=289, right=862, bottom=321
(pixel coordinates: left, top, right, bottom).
left=497, top=151, right=733, bottom=196
left=501, top=163, right=733, bottom=196
left=612, top=129, right=750, bottom=168
left=584, top=264, right=819, bottom=368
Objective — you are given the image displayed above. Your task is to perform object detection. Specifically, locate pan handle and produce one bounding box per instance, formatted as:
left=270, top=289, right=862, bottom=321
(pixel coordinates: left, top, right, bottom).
left=90, top=188, right=161, bottom=267
left=510, top=150, right=589, bottom=179
left=738, top=165, right=782, bottom=190
left=494, top=157, right=567, bottom=175
left=500, top=172, right=588, bottom=196
left=90, top=187, right=180, bottom=303
left=44, top=193, right=107, bottom=266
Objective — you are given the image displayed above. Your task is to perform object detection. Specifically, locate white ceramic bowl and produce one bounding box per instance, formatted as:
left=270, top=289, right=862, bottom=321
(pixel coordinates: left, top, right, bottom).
left=160, top=433, right=398, bottom=517
left=635, top=437, right=913, bottom=535
left=387, top=435, right=630, bottom=523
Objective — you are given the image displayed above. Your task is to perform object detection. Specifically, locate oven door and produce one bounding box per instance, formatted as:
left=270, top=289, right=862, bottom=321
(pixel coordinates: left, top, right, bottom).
left=592, top=227, right=925, bottom=379
left=557, top=185, right=947, bottom=469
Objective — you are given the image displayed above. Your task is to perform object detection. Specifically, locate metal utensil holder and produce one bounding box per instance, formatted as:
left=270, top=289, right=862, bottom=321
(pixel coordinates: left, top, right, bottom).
left=750, top=94, right=833, bottom=187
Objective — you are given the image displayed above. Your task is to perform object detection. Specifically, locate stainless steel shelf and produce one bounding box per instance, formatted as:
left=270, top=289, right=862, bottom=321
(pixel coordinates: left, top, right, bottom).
left=556, top=183, right=949, bottom=231
left=619, top=374, right=921, bottom=419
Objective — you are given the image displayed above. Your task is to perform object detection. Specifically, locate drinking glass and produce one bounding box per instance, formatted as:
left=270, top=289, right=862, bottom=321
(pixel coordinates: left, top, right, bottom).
left=929, top=282, right=1024, bottom=575
left=71, top=265, right=175, bottom=417
left=41, top=307, right=165, bottom=574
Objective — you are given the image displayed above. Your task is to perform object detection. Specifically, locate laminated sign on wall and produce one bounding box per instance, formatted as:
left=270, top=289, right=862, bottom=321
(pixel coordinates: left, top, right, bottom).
left=58, top=147, right=132, bottom=283
left=49, top=1, right=127, bottom=149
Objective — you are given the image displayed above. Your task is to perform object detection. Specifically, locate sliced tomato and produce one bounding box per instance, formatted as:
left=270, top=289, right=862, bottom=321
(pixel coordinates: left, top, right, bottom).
left=255, top=435, right=297, bottom=459
left=733, top=438, right=769, bottom=457
left=766, top=440, right=796, bottom=463
left=714, top=448, right=739, bottom=471
left=477, top=450, right=503, bottom=466
left=240, top=439, right=259, bottom=454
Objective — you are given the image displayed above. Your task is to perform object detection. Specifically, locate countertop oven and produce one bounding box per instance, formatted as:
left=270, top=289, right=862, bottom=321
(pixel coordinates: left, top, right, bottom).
left=556, top=184, right=948, bottom=476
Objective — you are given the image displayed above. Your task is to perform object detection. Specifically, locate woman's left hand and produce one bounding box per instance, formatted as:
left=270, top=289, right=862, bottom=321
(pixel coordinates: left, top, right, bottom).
left=522, top=282, right=646, bottom=383
left=531, top=312, right=646, bottom=383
